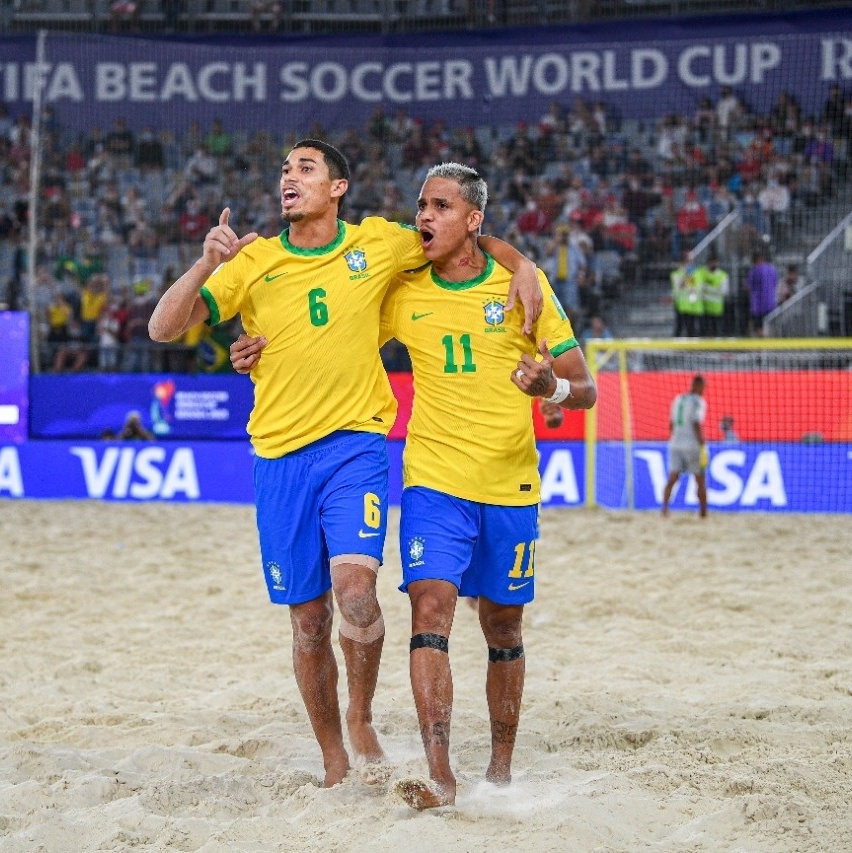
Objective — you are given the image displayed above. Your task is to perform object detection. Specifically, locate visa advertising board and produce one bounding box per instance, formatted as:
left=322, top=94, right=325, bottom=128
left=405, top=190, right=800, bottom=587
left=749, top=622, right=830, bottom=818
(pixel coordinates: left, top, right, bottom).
left=0, top=439, right=849, bottom=513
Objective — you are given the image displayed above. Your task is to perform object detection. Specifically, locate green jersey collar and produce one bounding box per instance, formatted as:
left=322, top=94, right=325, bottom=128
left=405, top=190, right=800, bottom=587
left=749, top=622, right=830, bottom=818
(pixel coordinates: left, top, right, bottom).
left=279, top=219, right=346, bottom=256
left=430, top=252, right=495, bottom=291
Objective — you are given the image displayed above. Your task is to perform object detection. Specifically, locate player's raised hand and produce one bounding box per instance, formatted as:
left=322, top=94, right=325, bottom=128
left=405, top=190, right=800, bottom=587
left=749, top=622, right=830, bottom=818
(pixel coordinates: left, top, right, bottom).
left=203, top=208, right=259, bottom=266
left=230, top=333, right=267, bottom=374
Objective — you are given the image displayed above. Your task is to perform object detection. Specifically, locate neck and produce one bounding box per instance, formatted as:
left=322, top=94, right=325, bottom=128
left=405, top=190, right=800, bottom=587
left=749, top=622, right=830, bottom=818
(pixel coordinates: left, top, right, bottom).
left=432, top=238, right=485, bottom=282
left=286, top=212, right=340, bottom=249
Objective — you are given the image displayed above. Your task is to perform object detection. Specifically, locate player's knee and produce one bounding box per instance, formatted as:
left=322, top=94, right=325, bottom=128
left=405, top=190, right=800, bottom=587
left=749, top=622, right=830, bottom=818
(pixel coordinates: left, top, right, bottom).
left=409, top=581, right=456, bottom=632
left=290, top=600, right=334, bottom=649
left=480, top=609, right=523, bottom=649
left=332, top=569, right=378, bottom=617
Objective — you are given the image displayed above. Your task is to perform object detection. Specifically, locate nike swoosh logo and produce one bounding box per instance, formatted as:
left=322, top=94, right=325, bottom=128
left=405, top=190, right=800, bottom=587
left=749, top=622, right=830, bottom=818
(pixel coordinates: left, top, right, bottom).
left=358, top=530, right=380, bottom=538
left=508, top=581, right=531, bottom=591
left=411, top=312, right=433, bottom=321
left=265, top=272, right=288, bottom=282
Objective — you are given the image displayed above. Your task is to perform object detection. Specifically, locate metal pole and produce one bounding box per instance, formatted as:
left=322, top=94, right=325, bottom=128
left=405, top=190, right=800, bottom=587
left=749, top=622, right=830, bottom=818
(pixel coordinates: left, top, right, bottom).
left=26, top=29, right=47, bottom=374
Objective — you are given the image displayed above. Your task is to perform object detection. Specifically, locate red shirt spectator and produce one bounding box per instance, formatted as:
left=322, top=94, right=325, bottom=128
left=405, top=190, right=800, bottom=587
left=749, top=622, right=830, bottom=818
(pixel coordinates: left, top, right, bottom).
left=178, top=198, right=210, bottom=243
left=676, top=191, right=709, bottom=236
left=516, top=200, right=552, bottom=236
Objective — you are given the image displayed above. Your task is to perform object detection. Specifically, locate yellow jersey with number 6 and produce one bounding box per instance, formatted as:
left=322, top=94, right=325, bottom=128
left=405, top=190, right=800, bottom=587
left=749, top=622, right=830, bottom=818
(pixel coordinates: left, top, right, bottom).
left=380, top=254, right=578, bottom=505
left=200, top=217, right=424, bottom=458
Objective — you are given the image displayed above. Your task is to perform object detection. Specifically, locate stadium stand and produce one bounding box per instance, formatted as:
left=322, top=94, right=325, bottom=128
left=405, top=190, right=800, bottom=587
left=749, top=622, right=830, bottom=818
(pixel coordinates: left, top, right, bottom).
left=1, top=0, right=851, bottom=371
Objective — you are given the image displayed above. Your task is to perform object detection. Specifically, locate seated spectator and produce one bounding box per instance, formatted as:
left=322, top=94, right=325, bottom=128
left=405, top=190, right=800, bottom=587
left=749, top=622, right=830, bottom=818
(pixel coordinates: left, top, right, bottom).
left=110, top=0, right=142, bottom=32
left=162, top=0, right=182, bottom=32
left=184, top=143, right=217, bottom=185
left=582, top=313, right=614, bottom=347
left=104, top=116, right=135, bottom=166
left=776, top=263, right=803, bottom=305
left=515, top=198, right=552, bottom=238
left=673, top=189, right=709, bottom=259
left=758, top=176, right=791, bottom=243
left=127, top=218, right=161, bottom=284
left=98, top=288, right=128, bottom=371
left=178, top=196, right=210, bottom=245
left=135, top=127, right=165, bottom=170
left=250, top=0, right=282, bottom=32
left=205, top=119, right=233, bottom=159
left=123, top=280, right=157, bottom=372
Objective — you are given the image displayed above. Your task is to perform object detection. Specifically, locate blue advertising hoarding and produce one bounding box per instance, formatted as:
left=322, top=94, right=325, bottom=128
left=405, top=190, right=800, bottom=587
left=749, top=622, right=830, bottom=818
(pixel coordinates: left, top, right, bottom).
left=29, top=373, right=255, bottom=440
left=1, top=439, right=849, bottom=512
left=0, top=10, right=849, bottom=133
left=0, top=312, right=29, bottom=444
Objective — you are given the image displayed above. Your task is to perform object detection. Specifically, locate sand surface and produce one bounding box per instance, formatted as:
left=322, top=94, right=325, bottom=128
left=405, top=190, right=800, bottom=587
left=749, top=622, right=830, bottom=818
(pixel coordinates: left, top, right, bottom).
left=1, top=500, right=850, bottom=852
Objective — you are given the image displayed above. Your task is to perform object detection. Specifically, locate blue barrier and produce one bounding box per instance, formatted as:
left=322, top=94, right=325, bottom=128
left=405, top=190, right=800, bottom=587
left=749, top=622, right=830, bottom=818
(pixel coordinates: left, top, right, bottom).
left=2, top=439, right=847, bottom=511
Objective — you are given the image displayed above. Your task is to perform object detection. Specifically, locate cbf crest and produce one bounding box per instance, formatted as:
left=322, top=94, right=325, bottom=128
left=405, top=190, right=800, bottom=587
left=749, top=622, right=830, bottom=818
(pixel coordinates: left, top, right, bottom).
left=267, top=561, right=285, bottom=591
left=483, top=299, right=507, bottom=334
left=408, top=537, right=426, bottom=568
left=344, top=249, right=367, bottom=273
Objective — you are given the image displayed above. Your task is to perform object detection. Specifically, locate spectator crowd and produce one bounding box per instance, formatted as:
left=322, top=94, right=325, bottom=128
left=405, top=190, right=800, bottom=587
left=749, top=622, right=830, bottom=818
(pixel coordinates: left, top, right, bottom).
left=0, top=78, right=849, bottom=373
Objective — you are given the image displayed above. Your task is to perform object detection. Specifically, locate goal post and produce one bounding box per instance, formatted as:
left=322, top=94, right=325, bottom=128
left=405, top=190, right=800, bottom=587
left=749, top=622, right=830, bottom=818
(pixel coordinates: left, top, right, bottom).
left=583, top=338, right=852, bottom=514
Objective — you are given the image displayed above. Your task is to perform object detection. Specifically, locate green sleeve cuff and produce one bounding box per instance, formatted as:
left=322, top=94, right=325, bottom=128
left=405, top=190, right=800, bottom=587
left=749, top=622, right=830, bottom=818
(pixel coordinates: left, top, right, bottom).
left=549, top=337, right=579, bottom=358
left=200, top=286, right=220, bottom=326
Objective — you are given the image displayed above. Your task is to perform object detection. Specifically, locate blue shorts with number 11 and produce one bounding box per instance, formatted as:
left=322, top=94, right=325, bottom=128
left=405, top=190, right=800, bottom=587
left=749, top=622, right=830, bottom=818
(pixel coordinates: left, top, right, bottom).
left=399, top=486, right=539, bottom=605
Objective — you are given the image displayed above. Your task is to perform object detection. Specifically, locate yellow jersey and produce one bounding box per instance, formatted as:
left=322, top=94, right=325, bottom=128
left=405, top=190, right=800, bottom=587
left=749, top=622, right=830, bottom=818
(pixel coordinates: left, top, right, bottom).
left=201, top=217, right=424, bottom=458
left=380, top=254, right=578, bottom=505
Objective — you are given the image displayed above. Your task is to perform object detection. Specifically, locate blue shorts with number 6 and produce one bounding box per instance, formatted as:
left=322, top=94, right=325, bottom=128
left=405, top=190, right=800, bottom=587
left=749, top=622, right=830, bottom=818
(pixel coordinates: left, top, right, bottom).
left=399, top=486, right=539, bottom=605
left=254, top=431, right=389, bottom=606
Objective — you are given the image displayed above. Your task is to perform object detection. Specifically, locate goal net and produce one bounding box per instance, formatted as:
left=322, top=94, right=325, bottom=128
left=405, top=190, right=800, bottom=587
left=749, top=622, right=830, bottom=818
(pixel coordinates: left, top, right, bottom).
left=584, top=338, right=852, bottom=514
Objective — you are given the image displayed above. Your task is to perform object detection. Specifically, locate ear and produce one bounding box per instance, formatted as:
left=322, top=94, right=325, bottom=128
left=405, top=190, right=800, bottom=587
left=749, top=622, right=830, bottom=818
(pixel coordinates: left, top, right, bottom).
left=330, top=178, right=349, bottom=199
left=468, top=208, right=484, bottom=233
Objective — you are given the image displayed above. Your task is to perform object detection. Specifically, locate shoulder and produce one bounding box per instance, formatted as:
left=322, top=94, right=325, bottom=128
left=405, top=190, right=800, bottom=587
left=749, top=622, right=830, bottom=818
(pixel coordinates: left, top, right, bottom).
left=360, top=216, right=418, bottom=236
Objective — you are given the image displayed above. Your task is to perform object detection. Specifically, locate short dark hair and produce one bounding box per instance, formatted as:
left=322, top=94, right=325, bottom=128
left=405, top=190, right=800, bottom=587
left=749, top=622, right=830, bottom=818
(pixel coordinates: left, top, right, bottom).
left=291, top=138, right=350, bottom=183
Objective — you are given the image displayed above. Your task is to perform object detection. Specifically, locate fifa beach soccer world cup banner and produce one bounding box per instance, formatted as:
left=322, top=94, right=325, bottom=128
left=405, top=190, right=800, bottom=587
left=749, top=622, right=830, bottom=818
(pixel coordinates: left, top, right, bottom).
left=0, top=9, right=850, bottom=133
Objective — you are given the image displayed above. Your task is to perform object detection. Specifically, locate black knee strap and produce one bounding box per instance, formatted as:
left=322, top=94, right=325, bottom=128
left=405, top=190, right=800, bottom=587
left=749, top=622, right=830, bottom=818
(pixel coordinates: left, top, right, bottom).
left=488, top=644, right=525, bottom=663
left=410, top=633, right=449, bottom=653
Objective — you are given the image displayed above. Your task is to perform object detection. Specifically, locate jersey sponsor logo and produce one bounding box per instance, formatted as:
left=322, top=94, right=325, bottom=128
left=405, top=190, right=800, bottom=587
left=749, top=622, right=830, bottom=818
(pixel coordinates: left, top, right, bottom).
left=358, top=529, right=380, bottom=538
left=264, top=272, right=287, bottom=282
left=411, top=312, right=433, bottom=321
left=344, top=249, right=367, bottom=273
left=508, top=581, right=531, bottom=591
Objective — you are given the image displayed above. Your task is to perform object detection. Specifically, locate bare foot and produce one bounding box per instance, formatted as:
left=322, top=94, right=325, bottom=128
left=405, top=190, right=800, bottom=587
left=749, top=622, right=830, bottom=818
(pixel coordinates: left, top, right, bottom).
left=356, top=759, right=394, bottom=786
left=322, top=753, right=351, bottom=788
left=485, top=765, right=511, bottom=786
left=393, top=777, right=456, bottom=810
left=346, top=715, right=386, bottom=766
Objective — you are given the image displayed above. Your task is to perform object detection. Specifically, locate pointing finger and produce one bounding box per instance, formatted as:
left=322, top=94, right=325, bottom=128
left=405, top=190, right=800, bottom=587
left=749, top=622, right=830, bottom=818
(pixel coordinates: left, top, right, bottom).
left=219, top=208, right=230, bottom=227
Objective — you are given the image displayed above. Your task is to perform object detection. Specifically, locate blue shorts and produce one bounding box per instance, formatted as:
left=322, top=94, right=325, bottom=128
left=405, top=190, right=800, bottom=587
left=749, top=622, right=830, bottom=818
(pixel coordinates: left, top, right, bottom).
left=399, top=486, right=539, bottom=606
left=254, top=431, right=389, bottom=605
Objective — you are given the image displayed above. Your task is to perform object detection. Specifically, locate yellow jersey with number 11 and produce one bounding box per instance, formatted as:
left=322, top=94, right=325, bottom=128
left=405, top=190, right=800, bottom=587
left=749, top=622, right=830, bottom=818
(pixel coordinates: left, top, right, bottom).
left=381, top=254, right=578, bottom=505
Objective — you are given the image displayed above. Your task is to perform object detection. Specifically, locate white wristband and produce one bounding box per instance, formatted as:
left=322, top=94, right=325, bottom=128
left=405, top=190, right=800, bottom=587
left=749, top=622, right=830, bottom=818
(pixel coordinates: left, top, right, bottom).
left=544, top=377, right=572, bottom=404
